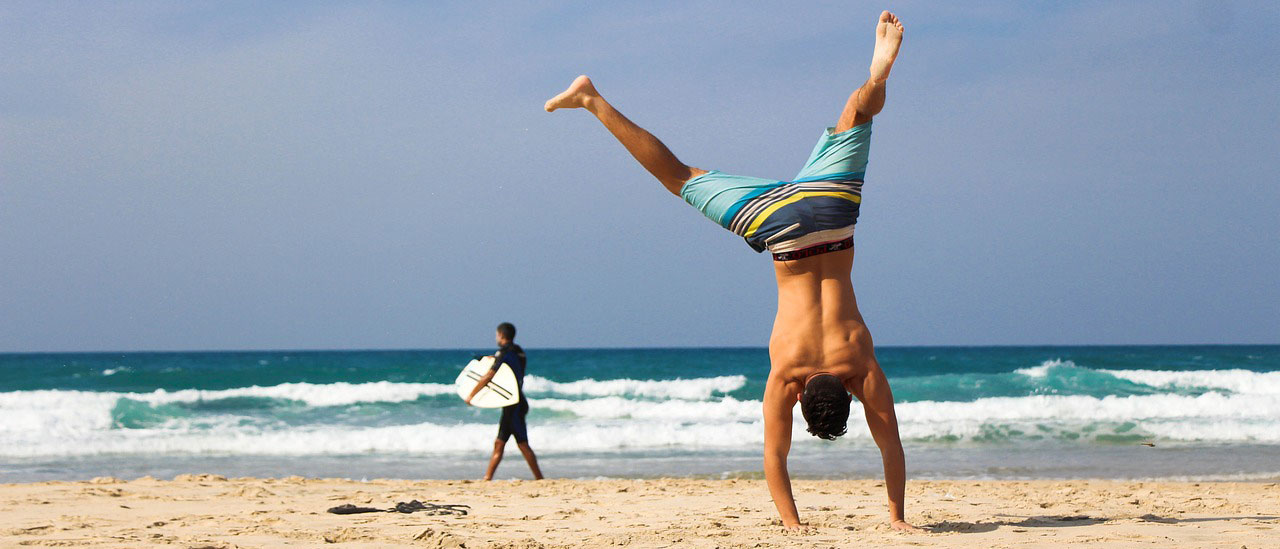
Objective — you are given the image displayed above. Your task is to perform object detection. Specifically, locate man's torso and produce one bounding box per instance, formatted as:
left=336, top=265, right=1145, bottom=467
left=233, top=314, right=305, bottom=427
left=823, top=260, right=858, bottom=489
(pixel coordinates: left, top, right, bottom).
left=767, top=249, right=875, bottom=392
left=494, top=344, right=527, bottom=404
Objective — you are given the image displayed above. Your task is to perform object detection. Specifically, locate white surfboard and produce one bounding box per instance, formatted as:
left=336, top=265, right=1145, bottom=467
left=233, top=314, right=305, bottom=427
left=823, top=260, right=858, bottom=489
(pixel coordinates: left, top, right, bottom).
left=455, top=356, right=520, bottom=408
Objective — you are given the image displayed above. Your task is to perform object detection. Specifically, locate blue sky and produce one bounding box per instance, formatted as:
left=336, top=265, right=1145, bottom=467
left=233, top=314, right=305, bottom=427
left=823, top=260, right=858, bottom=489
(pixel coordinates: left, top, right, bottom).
left=2, top=1, right=1277, bottom=351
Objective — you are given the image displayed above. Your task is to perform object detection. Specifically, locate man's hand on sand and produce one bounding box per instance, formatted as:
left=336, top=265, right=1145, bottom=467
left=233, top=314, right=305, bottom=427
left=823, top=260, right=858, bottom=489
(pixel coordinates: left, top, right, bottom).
left=891, top=519, right=924, bottom=533
left=780, top=523, right=813, bottom=534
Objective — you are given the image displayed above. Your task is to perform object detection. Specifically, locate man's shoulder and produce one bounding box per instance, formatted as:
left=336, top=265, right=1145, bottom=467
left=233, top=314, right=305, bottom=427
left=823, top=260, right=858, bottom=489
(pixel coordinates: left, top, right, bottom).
left=504, top=344, right=527, bottom=364
left=764, top=368, right=801, bottom=395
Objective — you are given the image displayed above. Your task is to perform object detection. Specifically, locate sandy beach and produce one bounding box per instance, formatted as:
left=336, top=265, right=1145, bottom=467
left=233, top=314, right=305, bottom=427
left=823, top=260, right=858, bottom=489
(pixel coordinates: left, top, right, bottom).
left=2, top=476, right=1275, bottom=548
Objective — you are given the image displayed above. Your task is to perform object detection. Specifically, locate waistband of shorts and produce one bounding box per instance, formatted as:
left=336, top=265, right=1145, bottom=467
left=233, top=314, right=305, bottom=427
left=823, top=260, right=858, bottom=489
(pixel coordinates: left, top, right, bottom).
left=771, top=237, right=854, bottom=261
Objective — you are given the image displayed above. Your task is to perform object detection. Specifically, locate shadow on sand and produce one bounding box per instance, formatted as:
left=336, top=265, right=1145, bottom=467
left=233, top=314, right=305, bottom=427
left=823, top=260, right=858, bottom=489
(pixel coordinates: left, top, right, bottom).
left=926, top=513, right=1279, bottom=534
left=927, top=514, right=1104, bottom=534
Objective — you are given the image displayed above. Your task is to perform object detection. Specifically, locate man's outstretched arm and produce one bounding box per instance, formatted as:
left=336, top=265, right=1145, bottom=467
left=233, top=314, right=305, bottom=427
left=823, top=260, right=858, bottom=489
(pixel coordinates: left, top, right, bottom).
left=856, top=366, right=922, bottom=532
left=763, top=378, right=802, bottom=529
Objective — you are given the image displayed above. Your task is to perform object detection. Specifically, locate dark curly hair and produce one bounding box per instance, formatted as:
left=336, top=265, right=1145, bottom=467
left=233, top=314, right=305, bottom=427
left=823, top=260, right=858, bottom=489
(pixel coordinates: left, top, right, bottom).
left=800, top=374, right=852, bottom=440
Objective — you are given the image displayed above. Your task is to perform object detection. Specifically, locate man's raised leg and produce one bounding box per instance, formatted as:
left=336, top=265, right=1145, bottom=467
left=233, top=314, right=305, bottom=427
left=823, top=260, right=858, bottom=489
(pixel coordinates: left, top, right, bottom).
left=835, top=11, right=904, bottom=132
left=545, top=76, right=705, bottom=195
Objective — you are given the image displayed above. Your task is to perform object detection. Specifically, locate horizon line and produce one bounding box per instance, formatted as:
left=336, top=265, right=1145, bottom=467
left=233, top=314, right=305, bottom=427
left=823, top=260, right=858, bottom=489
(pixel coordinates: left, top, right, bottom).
left=2, top=342, right=1278, bottom=356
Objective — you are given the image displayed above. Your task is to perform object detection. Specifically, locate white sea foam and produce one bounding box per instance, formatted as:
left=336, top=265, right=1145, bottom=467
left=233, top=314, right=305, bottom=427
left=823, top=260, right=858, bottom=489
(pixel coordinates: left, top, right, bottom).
left=882, top=392, right=1280, bottom=443
left=0, top=382, right=456, bottom=412
left=1015, top=360, right=1280, bottom=396
left=523, top=375, right=746, bottom=400
left=0, top=373, right=746, bottom=415
left=1012, top=359, right=1071, bottom=378
left=140, top=381, right=459, bottom=407
left=899, top=392, right=1278, bottom=423
left=2, top=388, right=1279, bottom=457
left=0, top=390, right=121, bottom=438
left=1101, top=368, right=1280, bottom=395
left=2, top=368, right=1279, bottom=458
left=0, top=418, right=769, bottom=457
left=534, top=396, right=759, bottom=421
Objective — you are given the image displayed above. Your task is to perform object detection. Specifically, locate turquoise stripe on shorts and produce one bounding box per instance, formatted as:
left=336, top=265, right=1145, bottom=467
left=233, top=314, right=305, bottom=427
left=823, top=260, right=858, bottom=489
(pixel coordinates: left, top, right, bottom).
left=794, top=121, right=872, bottom=182
left=679, top=121, right=872, bottom=231
left=679, top=172, right=783, bottom=228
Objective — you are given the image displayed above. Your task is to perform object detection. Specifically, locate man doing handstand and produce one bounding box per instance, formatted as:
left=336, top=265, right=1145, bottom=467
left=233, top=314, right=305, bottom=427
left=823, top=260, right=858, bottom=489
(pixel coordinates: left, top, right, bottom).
left=545, top=11, right=916, bottom=531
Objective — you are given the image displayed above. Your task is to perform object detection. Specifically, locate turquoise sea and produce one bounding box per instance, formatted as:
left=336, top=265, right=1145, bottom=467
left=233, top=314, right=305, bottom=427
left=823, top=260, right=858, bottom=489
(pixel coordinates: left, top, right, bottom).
left=2, top=345, right=1277, bottom=482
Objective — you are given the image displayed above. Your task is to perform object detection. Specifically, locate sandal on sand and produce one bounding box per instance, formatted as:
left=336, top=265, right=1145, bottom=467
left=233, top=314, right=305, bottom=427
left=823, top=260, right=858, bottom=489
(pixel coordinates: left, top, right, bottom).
left=393, top=500, right=470, bottom=515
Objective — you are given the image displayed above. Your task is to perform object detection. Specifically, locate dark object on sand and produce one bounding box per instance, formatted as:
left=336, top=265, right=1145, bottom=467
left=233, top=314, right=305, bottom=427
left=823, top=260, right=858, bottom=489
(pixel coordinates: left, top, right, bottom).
left=327, top=504, right=383, bottom=514
left=326, top=500, right=470, bottom=516
left=393, top=500, right=471, bottom=515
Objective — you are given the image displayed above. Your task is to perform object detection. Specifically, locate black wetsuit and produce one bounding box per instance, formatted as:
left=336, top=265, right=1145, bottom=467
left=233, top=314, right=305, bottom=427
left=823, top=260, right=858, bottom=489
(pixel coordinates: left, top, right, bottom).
left=491, top=343, right=528, bottom=443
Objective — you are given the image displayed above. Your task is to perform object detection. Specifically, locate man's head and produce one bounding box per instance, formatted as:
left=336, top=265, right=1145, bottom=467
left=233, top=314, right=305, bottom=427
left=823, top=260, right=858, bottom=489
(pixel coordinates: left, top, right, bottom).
left=495, top=322, right=516, bottom=346
left=799, top=373, right=852, bottom=440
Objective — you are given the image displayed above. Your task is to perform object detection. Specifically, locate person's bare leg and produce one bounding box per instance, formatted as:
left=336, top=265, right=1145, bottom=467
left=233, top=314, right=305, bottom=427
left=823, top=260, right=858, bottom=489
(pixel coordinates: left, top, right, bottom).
left=835, top=11, right=904, bottom=132
left=483, top=439, right=505, bottom=481
left=516, top=442, right=544, bottom=480
left=545, top=75, right=705, bottom=195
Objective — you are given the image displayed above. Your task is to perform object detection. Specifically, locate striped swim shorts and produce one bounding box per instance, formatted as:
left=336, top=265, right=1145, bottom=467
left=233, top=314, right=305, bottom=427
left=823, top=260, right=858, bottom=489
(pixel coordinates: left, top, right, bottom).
left=679, top=122, right=871, bottom=258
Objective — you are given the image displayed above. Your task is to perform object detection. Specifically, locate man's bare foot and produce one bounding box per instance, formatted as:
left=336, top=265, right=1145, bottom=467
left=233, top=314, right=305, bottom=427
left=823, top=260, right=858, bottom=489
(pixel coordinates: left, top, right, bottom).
left=544, top=75, right=599, bottom=112
left=869, top=11, right=904, bottom=83
left=891, top=519, right=924, bottom=533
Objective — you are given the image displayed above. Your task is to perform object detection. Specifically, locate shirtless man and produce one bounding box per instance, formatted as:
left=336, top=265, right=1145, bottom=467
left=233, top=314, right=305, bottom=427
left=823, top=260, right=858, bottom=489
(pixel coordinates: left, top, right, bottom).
left=545, top=11, right=916, bottom=531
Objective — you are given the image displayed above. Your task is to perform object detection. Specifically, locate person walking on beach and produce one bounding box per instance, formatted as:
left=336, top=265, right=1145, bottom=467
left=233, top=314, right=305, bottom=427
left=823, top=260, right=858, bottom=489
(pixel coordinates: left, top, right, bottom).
left=545, top=11, right=917, bottom=531
left=465, top=322, right=544, bottom=481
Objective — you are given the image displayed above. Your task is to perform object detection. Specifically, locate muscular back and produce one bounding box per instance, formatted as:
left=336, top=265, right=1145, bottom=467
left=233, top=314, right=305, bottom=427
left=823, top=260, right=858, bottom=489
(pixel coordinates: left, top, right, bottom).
left=768, top=248, right=874, bottom=390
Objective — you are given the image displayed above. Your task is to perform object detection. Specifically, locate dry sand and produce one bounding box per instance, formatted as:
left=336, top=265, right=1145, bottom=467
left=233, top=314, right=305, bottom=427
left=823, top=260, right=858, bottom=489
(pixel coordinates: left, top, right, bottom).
left=1, top=475, right=1276, bottom=548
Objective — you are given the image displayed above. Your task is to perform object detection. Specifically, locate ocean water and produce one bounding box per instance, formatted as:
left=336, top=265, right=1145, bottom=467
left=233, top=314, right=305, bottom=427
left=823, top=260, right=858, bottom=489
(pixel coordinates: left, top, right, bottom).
left=1, top=346, right=1277, bottom=483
